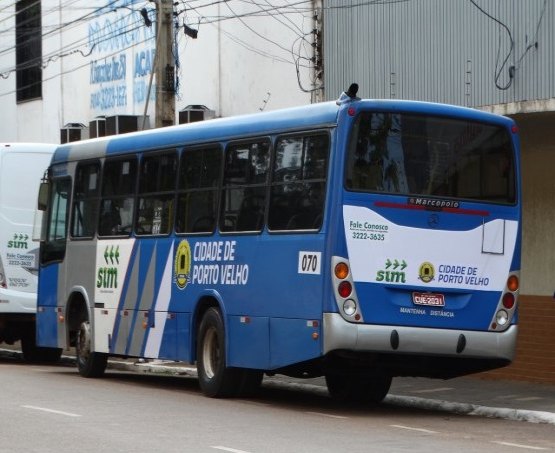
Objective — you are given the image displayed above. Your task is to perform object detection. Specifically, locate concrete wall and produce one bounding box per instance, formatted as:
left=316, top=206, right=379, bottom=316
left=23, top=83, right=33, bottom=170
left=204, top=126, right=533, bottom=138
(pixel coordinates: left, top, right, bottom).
left=480, top=112, right=555, bottom=384
left=516, top=112, right=555, bottom=297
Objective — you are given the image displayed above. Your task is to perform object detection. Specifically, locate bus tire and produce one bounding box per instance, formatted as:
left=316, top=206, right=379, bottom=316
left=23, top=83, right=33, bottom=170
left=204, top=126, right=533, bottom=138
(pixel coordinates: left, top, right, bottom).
left=20, top=328, right=62, bottom=363
left=76, top=320, right=107, bottom=378
left=325, top=373, right=392, bottom=404
left=197, top=308, right=241, bottom=398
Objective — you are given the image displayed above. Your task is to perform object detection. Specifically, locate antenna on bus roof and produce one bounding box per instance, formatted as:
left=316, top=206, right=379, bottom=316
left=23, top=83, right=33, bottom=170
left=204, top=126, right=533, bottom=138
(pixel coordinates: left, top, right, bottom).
left=337, top=83, right=360, bottom=105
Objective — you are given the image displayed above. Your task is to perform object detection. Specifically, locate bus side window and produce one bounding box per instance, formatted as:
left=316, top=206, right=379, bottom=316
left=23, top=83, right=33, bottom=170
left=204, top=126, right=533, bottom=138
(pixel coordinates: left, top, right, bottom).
left=71, top=162, right=100, bottom=238
left=176, top=145, right=221, bottom=234
left=220, top=140, right=270, bottom=233
left=268, top=132, right=329, bottom=231
left=99, top=158, right=137, bottom=236
left=136, top=151, right=177, bottom=236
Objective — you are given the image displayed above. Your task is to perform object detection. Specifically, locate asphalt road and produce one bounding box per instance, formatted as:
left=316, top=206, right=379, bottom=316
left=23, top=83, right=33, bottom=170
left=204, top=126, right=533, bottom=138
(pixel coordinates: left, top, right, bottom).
left=1, top=353, right=554, bottom=453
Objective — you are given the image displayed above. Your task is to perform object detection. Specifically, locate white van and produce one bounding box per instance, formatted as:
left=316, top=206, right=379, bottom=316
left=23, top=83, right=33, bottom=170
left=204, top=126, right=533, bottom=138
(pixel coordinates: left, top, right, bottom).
left=0, top=143, right=60, bottom=361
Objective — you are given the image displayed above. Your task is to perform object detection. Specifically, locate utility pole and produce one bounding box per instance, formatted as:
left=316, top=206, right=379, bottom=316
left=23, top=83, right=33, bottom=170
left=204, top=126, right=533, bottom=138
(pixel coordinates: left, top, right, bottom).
left=311, top=0, right=325, bottom=103
left=155, top=0, right=175, bottom=128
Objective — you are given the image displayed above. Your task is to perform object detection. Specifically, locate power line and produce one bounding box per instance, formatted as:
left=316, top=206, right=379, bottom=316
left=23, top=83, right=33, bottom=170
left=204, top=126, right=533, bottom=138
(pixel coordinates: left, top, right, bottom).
left=0, top=20, right=153, bottom=99
left=513, top=0, right=547, bottom=71
left=469, top=0, right=514, bottom=91
left=1, top=7, right=152, bottom=77
left=183, top=0, right=312, bottom=65
left=1, top=0, right=320, bottom=97
left=0, top=14, right=151, bottom=84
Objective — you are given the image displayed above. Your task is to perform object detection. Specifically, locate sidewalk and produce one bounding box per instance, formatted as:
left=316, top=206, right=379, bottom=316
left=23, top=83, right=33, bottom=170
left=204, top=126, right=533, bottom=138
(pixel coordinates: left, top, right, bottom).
left=106, top=357, right=555, bottom=425
left=3, top=346, right=554, bottom=424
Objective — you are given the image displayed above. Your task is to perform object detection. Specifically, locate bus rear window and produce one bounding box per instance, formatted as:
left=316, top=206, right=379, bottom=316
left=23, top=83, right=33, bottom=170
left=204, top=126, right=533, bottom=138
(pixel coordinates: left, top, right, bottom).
left=345, top=112, right=516, bottom=204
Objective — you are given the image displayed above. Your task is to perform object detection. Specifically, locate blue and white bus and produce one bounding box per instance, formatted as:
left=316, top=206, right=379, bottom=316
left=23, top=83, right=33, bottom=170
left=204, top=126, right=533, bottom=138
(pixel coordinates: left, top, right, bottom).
left=36, top=86, right=521, bottom=401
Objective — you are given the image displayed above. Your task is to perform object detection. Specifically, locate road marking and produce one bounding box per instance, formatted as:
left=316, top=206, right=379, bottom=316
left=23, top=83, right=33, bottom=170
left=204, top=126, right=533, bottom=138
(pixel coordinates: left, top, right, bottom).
left=492, top=441, right=548, bottom=450
left=390, top=424, right=438, bottom=434
left=306, top=411, right=348, bottom=419
left=22, top=405, right=81, bottom=417
left=411, top=387, right=454, bottom=394
left=211, top=447, right=251, bottom=453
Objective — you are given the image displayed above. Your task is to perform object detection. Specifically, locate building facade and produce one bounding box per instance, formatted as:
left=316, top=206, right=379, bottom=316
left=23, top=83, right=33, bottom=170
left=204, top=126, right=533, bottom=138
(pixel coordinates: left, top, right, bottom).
left=0, top=0, right=318, bottom=143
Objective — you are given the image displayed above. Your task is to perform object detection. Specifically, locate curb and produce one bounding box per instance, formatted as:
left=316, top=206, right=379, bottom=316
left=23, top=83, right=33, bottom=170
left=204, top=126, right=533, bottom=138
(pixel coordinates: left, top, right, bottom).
left=107, top=359, right=555, bottom=425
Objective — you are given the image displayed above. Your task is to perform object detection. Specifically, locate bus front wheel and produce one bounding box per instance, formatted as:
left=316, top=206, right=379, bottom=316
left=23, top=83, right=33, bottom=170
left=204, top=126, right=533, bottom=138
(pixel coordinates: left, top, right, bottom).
left=325, top=373, right=392, bottom=404
left=76, top=320, right=107, bottom=378
left=197, top=308, right=242, bottom=397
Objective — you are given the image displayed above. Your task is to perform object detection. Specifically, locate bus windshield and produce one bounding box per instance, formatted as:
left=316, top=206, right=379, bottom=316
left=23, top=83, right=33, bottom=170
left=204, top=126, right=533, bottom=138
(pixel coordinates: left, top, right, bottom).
left=345, top=112, right=516, bottom=204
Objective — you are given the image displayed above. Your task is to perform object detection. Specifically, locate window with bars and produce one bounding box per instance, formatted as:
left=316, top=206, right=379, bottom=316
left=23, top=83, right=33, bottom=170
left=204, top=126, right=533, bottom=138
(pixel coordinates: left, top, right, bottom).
left=16, top=0, right=42, bottom=102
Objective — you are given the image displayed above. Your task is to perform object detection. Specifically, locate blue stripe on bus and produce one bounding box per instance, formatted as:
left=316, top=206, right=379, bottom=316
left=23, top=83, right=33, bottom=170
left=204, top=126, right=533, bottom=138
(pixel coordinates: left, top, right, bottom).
left=36, top=263, right=60, bottom=348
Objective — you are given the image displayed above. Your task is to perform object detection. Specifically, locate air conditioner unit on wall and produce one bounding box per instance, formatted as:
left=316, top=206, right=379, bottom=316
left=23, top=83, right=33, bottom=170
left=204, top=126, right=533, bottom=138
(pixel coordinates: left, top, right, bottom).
left=179, top=105, right=216, bottom=124
left=105, top=115, right=149, bottom=136
left=60, top=123, right=88, bottom=144
left=89, top=117, right=106, bottom=139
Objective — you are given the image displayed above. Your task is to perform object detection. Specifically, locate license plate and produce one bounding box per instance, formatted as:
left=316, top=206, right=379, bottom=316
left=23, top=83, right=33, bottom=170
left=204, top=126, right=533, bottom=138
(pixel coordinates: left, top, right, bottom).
left=412, top=292, right=445, bottom=307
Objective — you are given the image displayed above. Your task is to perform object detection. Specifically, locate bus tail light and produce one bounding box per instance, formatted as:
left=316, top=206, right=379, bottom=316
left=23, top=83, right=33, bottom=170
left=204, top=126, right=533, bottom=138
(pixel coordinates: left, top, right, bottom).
left=502, top=293, right=515, bottom=309
left=490, top=272, right=519, bottom=331
left=335, top=262, right=349, bottom=279
left=343, top=299, right=357, bottom=316
left=0, top=256, right=6, bottom=289
left=496, top=310, right=509, bottom=326
left=507, top=275, right=519, bottom=292
left=338, top=281, right=352, bottom=298
left=332, top=257, right=363, bottom=323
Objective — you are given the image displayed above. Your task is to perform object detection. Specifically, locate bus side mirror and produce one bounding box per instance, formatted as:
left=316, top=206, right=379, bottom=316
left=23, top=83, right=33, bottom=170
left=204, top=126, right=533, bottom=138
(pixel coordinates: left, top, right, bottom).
left=38, top=181, right=49, bottom=211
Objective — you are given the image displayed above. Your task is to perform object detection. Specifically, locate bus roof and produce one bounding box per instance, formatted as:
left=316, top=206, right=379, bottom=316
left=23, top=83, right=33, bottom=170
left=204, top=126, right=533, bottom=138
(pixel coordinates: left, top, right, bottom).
left=51, top=99, right=515, bottom=164
left=52, top=102, right=340, bottom=164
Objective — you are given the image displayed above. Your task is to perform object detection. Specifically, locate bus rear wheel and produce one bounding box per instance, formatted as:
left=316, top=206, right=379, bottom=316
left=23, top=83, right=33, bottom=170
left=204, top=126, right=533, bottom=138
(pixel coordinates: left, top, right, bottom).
left=325, top=373, right=392, bottom=404
left=197, top=308, right=242, bottom=398
left=76, top=320, right=107, bottom=378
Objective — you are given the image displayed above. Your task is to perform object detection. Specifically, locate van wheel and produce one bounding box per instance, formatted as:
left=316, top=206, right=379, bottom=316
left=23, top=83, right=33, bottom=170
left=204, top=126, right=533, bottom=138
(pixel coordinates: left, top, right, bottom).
left=325, top=373, right=392, bottom=404
left=76, top=320, right=107, bottom=378
left=197, top=308, right=241, bottom=397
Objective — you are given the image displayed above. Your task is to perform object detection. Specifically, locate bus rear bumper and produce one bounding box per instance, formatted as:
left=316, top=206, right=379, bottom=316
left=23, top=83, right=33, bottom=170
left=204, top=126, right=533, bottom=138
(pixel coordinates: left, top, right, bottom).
left=323, top=312, right=517, bottom=362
